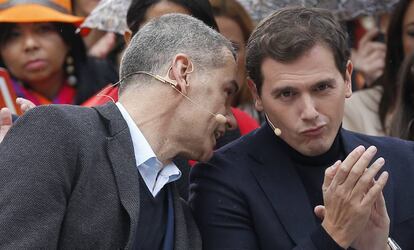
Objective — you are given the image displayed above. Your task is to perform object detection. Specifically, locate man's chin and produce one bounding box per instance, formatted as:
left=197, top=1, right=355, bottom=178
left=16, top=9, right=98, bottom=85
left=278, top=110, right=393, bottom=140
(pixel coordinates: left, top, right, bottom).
left=299, top=142, right=331, bottom=157
left=179, top=146, right=214, bottom=163
left=197, top=149, right=214, bottom=163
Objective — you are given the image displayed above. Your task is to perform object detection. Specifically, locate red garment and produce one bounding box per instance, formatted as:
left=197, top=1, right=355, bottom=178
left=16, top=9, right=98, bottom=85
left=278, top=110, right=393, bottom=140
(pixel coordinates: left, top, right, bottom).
left=81, top=84, right=119, bottom=107
left=231, top=107, right=259, bottom=135
left=13, top=79, right=76, bottom=106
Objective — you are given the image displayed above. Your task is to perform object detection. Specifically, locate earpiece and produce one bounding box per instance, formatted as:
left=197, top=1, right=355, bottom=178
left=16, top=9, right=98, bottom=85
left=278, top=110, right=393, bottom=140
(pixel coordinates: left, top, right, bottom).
left=265, top=113, right=282, bottom=136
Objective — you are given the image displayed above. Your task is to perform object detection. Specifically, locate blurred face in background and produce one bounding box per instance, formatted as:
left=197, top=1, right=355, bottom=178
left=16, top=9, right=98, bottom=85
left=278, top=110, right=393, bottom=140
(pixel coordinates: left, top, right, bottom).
left=73, top=0, right=100, bottom=17
left=143, top=1, right=191, bottom=24
left=215, top=15, right=245, bottom=94
left=403, top=0, right=414, bottom=56
left=0, top=23, right=69, bottom=87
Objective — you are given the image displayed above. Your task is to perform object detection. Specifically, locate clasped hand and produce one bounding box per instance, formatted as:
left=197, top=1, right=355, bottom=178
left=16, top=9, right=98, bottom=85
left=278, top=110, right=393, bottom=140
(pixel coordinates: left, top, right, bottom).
left=315, top=145, right=390, bottom=250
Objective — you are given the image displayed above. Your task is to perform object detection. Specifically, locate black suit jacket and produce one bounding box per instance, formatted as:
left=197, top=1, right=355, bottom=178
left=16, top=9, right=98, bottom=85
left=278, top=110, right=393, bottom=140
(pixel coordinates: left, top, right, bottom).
left=189, top=124, right=414, bottom=249
left=0, top=102, right=201, bottom=249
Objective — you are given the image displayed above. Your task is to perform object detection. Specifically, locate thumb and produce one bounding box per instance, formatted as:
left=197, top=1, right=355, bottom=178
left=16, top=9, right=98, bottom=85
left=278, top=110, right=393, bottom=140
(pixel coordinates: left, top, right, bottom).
left=314, top=205, right=326, bottom=220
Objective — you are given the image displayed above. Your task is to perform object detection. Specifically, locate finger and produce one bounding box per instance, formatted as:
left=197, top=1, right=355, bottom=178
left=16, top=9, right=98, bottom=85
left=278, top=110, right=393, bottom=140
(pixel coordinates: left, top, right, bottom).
left=352, top=157, right=385, bottom=200
left=341, top=146, right=378, bottom=190
left=362, top=42, right=386, bottom=56
left=364, top=50, right=386, bottom=65
left=361, top=171, right=389, bottom=207
left=359, top=28, right=380, bottom=48
left=314, top=205, right=326, bottom=220
left=16, top=97, right=36, bottom=112
left=0, top=107, right=12, bottom=126
left=0, top=108, right=13, bottom=142
left=331, top=145, right=365, bottom=186
left=374, top=191, right=388, bottom=218
left=322, top=160, right=341, bottom=192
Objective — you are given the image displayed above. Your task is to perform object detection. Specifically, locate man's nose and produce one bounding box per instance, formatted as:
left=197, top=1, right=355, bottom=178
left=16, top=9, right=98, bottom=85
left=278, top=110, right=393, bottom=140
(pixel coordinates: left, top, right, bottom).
left=300, top=95, right=319, bottom=121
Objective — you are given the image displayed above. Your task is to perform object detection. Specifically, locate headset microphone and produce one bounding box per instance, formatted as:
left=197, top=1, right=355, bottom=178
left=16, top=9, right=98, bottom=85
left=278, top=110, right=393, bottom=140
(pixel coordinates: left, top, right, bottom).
left=121, top=71, right=228, bottom=124
left=265, top=113, right=282, bottom=136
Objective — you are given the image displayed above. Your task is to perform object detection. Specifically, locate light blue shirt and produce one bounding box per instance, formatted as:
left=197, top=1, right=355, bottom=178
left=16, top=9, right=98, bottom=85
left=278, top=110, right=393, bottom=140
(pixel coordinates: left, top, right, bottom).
left=116, top=102, right=181, bottom=197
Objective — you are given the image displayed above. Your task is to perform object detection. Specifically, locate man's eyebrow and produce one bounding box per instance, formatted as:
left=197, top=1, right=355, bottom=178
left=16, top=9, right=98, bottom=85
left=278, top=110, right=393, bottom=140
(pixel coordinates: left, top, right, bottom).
left=269, top=78, right=337, bottom=96
left=270, top=85, right=297, bottom=97
left=310, top=78, right=337, bottom=88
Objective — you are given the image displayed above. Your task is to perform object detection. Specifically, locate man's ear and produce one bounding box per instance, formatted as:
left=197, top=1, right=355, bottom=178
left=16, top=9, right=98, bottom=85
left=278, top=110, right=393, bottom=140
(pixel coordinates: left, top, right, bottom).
left=124, top=30, right=132, bottom=46
left=344, top=60, right=353, bottom=98
left=168, top=54, right=193, bottom=95
left=247, top=78, right=264, bottom=111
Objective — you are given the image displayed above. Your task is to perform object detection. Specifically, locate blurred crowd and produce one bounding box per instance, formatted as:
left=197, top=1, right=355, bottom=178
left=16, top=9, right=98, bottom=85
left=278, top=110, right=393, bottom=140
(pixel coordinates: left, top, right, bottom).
left=1, top=0, right=413, bottom=140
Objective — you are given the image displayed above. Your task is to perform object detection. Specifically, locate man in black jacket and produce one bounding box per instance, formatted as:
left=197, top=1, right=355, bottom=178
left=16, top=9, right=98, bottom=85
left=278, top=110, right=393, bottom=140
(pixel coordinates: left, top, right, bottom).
left=190, top=7, right=413, bottom=250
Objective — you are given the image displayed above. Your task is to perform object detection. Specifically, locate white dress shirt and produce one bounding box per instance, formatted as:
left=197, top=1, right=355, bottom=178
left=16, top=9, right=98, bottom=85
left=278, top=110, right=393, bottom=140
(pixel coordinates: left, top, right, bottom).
left=116, top=102, right=181, bottom=197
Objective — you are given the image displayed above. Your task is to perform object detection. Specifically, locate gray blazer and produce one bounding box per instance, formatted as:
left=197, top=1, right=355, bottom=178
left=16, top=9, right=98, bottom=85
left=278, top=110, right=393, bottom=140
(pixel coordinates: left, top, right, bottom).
left=0, top=102, right=201, bottom=249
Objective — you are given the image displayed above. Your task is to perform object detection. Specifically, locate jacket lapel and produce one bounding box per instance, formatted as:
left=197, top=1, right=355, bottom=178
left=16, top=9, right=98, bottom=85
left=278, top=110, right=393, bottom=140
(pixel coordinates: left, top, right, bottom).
left=171, top=184, right=202, bottom=250
left=172, top=185, right=188, bottom=250
left=94, top=103, right=140, bottom=249
left=246, top=125, right=317, bottom=244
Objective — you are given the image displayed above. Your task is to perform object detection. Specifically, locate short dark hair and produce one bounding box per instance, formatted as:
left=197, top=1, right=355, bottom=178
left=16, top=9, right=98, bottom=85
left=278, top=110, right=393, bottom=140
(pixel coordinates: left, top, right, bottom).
left=246, top=6, right=350, bottom=94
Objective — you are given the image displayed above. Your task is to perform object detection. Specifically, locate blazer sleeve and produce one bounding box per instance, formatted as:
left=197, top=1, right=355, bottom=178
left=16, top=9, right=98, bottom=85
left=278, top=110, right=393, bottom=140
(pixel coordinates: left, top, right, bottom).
left=189, top=156, right=260, bottom=250
left=0, top=106, right=80, bottom=248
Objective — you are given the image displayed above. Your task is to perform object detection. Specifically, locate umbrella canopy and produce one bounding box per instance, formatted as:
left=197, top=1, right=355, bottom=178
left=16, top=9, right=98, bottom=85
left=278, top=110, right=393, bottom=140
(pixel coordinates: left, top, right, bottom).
left=79, top=0, right=131, bottom=35
left=237, top=0, right=399, bottom=22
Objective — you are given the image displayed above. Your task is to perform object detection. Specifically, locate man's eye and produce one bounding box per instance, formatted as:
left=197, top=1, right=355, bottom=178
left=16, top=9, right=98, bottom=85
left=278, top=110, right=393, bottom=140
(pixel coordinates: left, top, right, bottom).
left=225, top=89, right=234, bottom=97
left=231, top=42, right=240, bottom=52
left=407, top=30, right=414, bottom=37
left=281, top=91, right=292, bottom=97
left=316, top=84, right=329, bottom=91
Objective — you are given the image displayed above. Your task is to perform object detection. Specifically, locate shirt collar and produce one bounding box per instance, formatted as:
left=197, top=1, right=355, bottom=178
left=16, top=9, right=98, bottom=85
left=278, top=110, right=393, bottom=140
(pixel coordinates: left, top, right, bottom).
left=115, top=102, right=181, bottom=196
left=116, top=102, right=156, bottom=167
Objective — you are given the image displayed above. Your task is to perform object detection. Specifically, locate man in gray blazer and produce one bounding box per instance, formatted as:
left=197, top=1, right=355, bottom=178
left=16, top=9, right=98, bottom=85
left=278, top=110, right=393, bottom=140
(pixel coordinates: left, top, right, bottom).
left=0, top=14, right=238, bottom=249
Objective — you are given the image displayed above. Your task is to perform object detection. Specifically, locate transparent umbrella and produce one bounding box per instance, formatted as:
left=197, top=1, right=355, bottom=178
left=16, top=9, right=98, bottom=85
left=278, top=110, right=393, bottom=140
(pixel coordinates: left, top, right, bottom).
left=79, top=0, right=131, bottom=35
left=237, top=0, right=399, bottom=22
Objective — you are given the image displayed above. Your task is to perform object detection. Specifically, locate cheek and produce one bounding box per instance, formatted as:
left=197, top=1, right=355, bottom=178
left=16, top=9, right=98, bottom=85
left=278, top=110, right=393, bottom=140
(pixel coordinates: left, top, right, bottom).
left=403, top=36, right=414, bottom=56
left=1, top=44, right=21, bottom=68
left=46, top=39, right=69, bottom=66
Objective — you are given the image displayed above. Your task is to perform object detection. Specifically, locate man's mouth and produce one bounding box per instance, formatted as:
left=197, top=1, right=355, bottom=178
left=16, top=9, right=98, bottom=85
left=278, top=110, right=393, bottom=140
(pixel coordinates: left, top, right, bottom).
left=300, top=125, right=326, bottom=137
